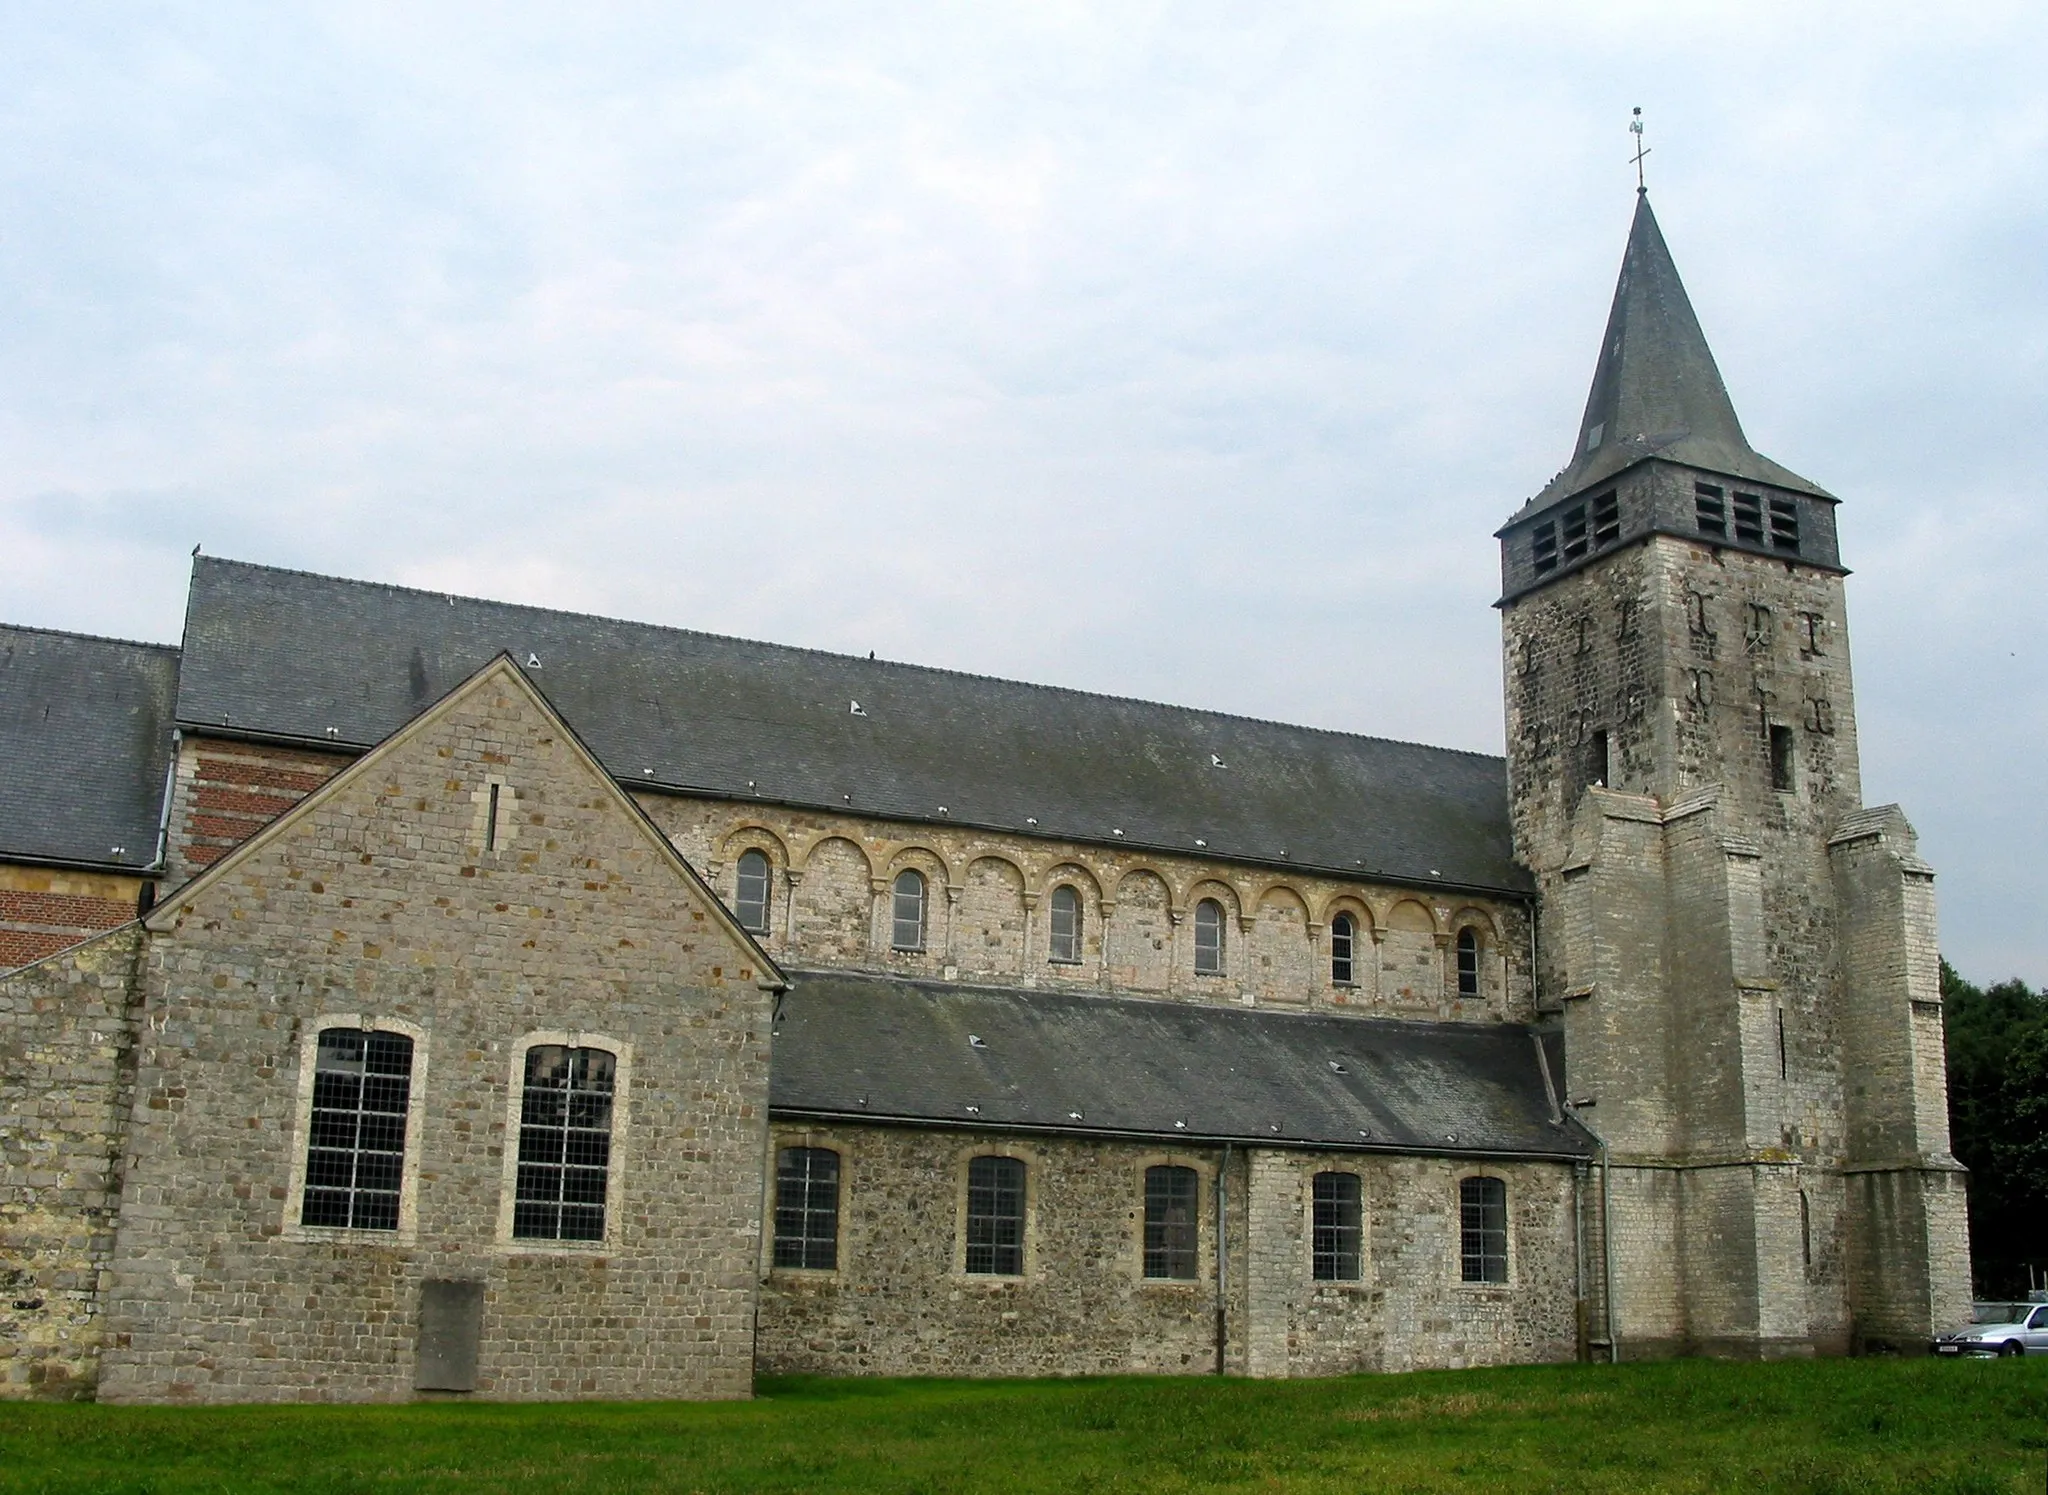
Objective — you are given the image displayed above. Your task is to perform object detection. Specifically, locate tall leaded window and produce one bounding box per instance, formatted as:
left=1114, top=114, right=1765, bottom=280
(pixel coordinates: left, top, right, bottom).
left=965, top=1155, right=1025, bottom=1275
left=1143, top=1165, right=1199, bottom=1280
left=1049, top=885, right=1082, bottom=964
left=1330, top=912, right=1356, bottom=985
left=1312, top=1171, right=1362, bottom=1281
left=773, top=1146, right=840, bottom=1270
left=892, top=869, right=927, bottom=952
left=1193, top=898, right=1225, bottom=976
left=1456, top=927, right=1480, bottom=998
left=514, top=1045, right=616, bottom=1242
left=303, top=1029, right=415, bottom=1230
left=1460, top=1176, right=1508, bottom=1284
left=735, top=848, right=772, bottom=934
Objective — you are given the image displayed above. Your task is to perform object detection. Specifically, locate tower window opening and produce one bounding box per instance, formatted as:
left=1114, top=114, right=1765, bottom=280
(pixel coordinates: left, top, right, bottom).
left=1591, top=490, right=1620, bottom=548
left=1456, top=928, right=1480, bottom=998
left=1769, top=724, right=1796, bottom=792
left=1768, top=497, right=1800, bottom=552
left=1587, top=729, right=1610, bottom=790
left=1733, top=492, right=1765, bottom=545
left=1532, top=520, right=1559, bottom=575
left=1695, top=483, right=1727, bottom=537
left=1560, top=504, right=1589, bottom=563
left=1330, top=912, right=1356, bottom=986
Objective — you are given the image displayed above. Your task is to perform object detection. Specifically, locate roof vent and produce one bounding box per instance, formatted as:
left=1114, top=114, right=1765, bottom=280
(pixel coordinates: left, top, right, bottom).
left=1026, top=817, right=1038, bottom=827
left=525, top=653, right=541, bottom=669
left=1194, top=838, right=1207, bottom=848
left=1174, top=1120, right=1187, bottom=1130
left=324, top=725, right=339, bottom=737
left=1328, top=1061, right=1348, bottom=1074
left=849, top=700, right=867, bottom=716
left=1068, top=1110, right=1083, bottom=1121
left=643, top=768, right=654, bottom=776
left=968, top=1034, right=987, bottom=1049
left=938, top=806, right=949, bottom=816
left=1357, top=1129, right=1371, bottom=1139
left=1429, top=869, right=1442, bottom=878
left=1445, top=1132, right=1458, bottom=1144
left=110, top=845, right=125, bottom=856
left=1269, top=1123, right=1281, bottom=1133
left=1112, top=828, right=1124, bottom=838
left=1210, top=754, right=1227, bottom=768
left=965, top=1104, right=980, bottom=1115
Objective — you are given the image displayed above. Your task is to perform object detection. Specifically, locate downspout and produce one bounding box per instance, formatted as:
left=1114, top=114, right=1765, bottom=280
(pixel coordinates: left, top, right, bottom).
left=1573, top=1162, right=1588, bottom=1361
left=1566, top=1103, right=1620, bottom=1364
left=142, top=727, right=183, bottom=915
left=1215, top=1141, right=1231, bottom=1375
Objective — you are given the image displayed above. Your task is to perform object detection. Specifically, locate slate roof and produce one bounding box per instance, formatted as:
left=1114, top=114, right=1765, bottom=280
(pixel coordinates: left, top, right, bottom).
left=1511, top=192, right=1830, bottom=524
left=0, top=626, right=181, bottom=871
left=175, top=557, right=1529, bottom=894
left=769, top=971, right=1589, bottom=1160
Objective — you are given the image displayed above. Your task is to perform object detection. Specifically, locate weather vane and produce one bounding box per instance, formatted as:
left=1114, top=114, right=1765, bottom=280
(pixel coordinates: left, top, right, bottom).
left=1630, top=106, right=1650, bottom=193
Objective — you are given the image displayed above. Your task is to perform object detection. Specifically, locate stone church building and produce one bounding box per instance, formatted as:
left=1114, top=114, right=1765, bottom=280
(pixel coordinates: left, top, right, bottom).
left=0, top=192, right=1969, bottom=1401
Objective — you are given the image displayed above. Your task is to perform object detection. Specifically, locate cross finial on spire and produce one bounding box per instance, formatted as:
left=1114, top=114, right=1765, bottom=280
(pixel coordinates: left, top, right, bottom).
left=1630, top=107, right=1650, bottom=194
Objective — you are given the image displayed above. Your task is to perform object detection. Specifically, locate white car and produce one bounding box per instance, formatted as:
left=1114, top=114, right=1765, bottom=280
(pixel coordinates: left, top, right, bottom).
left=1933, top=1302, right=2048, bottom=1357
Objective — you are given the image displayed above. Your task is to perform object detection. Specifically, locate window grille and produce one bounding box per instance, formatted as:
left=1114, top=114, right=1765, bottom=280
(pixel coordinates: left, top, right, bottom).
left=303, top=1029, right=414, bottom=1230
left=1733, top=492, right=1765, bottom=544
left=1330, top=912, right=1356, bottom=985
left=1460, top=1176, right=1508, bottom=1283
left=513, top=1045, right=616, bottom=1242
left=1456, top=927, right=1480, bottom=998
left=1560, top=503, right=1589, bottom=563
left=1695, top=482, right=1727, bottom=537
left=1312, top=1171, right=1362, bottom=1281
left=1531, top=521, right=1559, bottom=575
left=735, top=849, right=772, bottom=934
left=1048, top=885, right=1082, bottom=964
left=965, top=1156, right=1026, bottom=1275
left=892, top=869, right=927, bottom=951
left=1193, top=899, right=1225, bottom=976
left=1143, top=1165, right=1199, bottom=1280
left=1591, top=490, right=1620, bottom=548
left=1768, top=497, right=1800, bottom=552
left=773, top=1146, right=840, bottom=1270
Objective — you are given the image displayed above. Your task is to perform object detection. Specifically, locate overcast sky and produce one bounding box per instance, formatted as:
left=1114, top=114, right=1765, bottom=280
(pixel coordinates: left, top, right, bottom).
left=3, top=3, right=2044, bottom=984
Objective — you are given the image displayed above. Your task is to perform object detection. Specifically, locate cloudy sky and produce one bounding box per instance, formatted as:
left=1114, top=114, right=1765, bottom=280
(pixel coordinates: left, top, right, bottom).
left=3, top=3, right=2044, bottom=984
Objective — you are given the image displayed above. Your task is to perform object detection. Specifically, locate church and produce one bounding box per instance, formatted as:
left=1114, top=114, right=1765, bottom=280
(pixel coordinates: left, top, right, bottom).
left=0, top=190, right=1969, bottom=1402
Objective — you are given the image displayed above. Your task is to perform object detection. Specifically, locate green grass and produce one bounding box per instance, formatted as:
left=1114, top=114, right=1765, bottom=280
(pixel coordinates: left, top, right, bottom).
left=5, top=1357, right=2048, bottom=1493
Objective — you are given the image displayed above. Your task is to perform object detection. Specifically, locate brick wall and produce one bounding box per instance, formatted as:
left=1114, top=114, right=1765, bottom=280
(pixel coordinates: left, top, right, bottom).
left=164, top=739, right=349, bottom=884
left=0, top=868, right=145, bottom=974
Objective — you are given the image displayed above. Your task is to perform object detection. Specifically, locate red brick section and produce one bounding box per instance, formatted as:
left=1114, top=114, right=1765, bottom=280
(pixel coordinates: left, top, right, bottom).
left=172, top=743, right=349, bottom=879
left=0, top=890, right=136, bottom=973
left=0, top=928, right=83, bottom=968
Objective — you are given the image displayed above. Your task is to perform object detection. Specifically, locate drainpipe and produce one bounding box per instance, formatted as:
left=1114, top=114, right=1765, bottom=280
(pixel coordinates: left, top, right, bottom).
left=1572, top=1161, right=1588, bottom=1361
left=1566, top=1104, right=1621, bottom=1364
left=1214, top=1141, right=1231, bottom=1375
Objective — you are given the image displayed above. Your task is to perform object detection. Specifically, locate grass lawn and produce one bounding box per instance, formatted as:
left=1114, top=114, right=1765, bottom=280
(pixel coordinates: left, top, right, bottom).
left=4, top=1357, right=2048, bottom=1494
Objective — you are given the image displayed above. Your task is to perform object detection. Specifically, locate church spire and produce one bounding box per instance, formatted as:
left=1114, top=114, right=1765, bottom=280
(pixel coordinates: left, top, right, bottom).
left=1522, top=192, right=1829, bottom=514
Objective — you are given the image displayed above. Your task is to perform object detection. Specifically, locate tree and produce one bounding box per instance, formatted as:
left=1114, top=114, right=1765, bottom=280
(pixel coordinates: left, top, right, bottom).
left=1942, top=960, right=2048, bottom=1296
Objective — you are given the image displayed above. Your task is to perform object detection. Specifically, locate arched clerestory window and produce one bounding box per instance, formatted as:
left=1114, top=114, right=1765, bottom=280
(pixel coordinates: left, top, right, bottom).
left=735, top=848, right=772, bottom=934
left=1193, top=898, right=1225, bottom=976
left=892, top=869, right=928, bottom=952
left=1048, top=885, right=1082, bottom=964
left=1456, top=927, right=1481, bottom=998
left=1331, top=912, right=1357, bottom=985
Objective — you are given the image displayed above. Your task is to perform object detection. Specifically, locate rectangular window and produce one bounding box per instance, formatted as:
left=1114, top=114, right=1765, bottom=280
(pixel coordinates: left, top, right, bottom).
left=1143, top=1165, right=1199, bottom=1280
left=1460, top=1176, right=1508, bottom=1284
left=891, top=871, right=927, bottom=952
left=735, top=850, right=772, bottom=934
left=1193, top=900, right=1225, bottom=976
left=965, top=1156, right=1025, bottom=1275
left=1769, top=724, right=1796, bottom=792
left=1733, top=491, right=1765, bottom=545
left=513, top=1045, right=616, bottom=1242
left=1330, top=916, right=1355, bottom=986
left=302, top=1029, right=414, bottom=1231
left=1531, top=521, right=1558, bottom=575
left=1312, top=1172, right=1362, bottom=1281
left=1048, top=886, right=1082, bottom=964
left=1769, top=497, right=1800, bottom=552
left=1591, top=490, right=1620, bottom=549
left=773, top=1146, right=841, bottom=1270
left=1587, top=729, right=1609, bottom=790
left=1560, top=504, right=1589, bottom=563
left=1695, top=482, right=1726, bottom=537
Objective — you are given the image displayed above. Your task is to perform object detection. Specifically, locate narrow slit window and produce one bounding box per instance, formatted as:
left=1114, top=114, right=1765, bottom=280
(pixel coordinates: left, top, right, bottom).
left=965, top=1155, right=1025, bottom=1275
left=1143, top=1165, right=1199, bottom=1280
left=1768, top=497, right=1800, bottom=552
left=1460, top=1176, right=1508, bottom=1284
left=1695, top=482, right=1727, bottom=537
left=302, top=1029, right=414, bottom=1231
left=1560, top=503, right=1589, bottom=563
left=1193, top=899, right=1225, bottom=976
left=1330, top=912, right=1356, bottom=986
left=1312, top=1171, right=1362, bottom=1281
left=1777, top=1008, right=1788, bottom=1080
left=1048, top=885, right=1082, bottom=964
left=1531, top=521, right=1559, bottom=575
left=773, top=1146, right=840, bottom=1270
left=513, top=1045, right=616, bottom=1242
left=485, top=783, right=501, bottom=852
left=1769, top=724, right=1796, bottom=793
left=735, top=849, right=772, bottom=934
left=1587, top=729, right=1610, bottom=790
left=1733, top=492, right=1765, bottom=544
left=1591, top=490, right=1620, bottom=549
left=1456, top=928, right=1480, bottom=998
left=892, top=869, right=927, bottom=952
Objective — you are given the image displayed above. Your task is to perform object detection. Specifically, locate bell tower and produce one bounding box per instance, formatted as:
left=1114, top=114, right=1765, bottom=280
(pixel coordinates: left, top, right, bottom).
left=1497, top=189, right=1970, bottom=1357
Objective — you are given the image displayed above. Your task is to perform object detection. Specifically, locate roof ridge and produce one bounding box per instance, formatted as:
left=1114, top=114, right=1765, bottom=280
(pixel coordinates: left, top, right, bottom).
left=194, top=555, right=1506, bottom=766
left=0, top=621, right=181, bottom=654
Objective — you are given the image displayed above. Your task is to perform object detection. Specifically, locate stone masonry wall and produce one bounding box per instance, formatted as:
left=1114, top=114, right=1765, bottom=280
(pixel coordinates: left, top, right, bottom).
left=98, top=665, right=773, bottom=1403
left=0, top=925, right=145, bottom=1398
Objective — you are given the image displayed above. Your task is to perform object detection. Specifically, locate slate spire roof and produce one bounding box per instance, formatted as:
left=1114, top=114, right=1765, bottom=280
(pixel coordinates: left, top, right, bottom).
left=1520, top=192, right=1829, bottom=516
